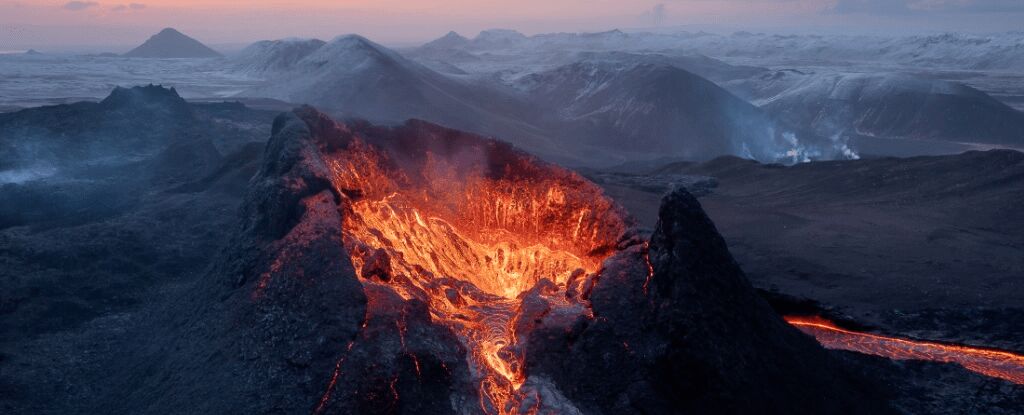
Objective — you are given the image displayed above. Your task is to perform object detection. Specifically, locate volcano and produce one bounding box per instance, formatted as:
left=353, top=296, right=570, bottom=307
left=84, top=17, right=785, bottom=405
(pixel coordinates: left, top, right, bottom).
left=123, top=28, right=222, bottom=58
left=86, top=107, right=892, bottom=414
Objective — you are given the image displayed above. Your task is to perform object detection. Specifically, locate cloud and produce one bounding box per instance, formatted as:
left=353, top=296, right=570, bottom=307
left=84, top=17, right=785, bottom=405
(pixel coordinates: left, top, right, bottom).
left=63, top=1, right=98, bottom=11
left=111, top=3, right=146, bottom=11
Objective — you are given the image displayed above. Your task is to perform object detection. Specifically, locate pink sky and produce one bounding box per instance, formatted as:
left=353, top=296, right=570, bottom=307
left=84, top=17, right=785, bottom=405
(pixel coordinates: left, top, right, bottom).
left=1, top=0, right=1021, bottom=50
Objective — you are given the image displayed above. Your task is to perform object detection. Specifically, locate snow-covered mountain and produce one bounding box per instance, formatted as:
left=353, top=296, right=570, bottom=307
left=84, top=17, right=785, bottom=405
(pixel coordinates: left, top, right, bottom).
left=237, top=35, right=829, bottom=164
left=404, top=35, right=767, bottom=86
left=680, top=31, right=1024, bottom=71
left=239, top=35, right=559, bottom=157
left=413, top=29, right=1024, bottom=72
left=232, top=38, right=326, bottom=76
left=516, top=61, right=841, bottom=162
left=562, top=51, right=767, bottom=83
left=730, top=71, right=1024, bottom=146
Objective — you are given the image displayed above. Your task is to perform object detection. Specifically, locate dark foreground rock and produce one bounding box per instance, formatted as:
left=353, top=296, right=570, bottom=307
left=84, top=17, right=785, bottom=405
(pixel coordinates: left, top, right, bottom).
left=521, top=189, right=890, bottom=414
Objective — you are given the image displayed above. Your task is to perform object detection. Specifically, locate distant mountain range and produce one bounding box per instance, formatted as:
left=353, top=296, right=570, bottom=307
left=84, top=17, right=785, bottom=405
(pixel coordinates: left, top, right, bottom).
left=232, top=35, right=836, bottom=165
left=415, top=29, right=1024, bottom=71
left=227, top=29, right=1024, bottom=164
left=124, top=28, right=222, bottom=58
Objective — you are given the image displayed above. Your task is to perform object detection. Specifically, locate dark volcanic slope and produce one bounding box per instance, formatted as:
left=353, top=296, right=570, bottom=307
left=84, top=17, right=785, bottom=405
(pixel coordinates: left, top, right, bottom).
left=15, top=107, right=890, bottom=414
left=123, top=28, right=223, bottom=58
left=0, top=85, right=267, bottom=228
left=0, top=86, right=275, bottom=412
left=596, top=151, right=1024, bottom=352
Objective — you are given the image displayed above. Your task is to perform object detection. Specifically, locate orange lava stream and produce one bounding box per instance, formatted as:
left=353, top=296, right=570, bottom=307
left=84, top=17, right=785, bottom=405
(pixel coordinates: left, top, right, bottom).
left=327, top=137, right=627, bottom=414
left=786, top=316, right=1024, bottom=385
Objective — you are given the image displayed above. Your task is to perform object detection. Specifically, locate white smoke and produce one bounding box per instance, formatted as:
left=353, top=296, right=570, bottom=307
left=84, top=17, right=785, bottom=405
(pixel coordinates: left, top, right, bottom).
left=831, top=132, right=860, bottom=160
left=777, top=132, right=820, bottom=164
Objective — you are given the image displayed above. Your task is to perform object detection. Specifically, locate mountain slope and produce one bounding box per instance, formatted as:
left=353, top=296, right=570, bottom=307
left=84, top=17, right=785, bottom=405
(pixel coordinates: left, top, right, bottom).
left=240, top=35, right=855, bottom=164
left=0, top=86, right=273, bottom=389
left=241, top=35, right=558, bottom=157
left=0, top=85, right=272, bottom=228
left=124, top=28, right=222, bottom=58
left=516, top=61, right=844, bottom=162
left=735, top=72, right=1024, bottom=146
left=232, top=38, right=326, bottom=75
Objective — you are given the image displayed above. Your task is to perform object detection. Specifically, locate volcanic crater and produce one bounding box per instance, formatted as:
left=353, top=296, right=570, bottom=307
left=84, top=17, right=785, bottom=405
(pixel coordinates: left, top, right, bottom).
left=219, top=107, right=889, bottom=415
left=324, top=113, right=633, bottom=413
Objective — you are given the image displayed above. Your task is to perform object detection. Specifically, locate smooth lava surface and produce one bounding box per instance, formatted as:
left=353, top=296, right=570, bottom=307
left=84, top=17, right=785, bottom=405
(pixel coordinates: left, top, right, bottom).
left=786, top=316, right=1024, bottom=385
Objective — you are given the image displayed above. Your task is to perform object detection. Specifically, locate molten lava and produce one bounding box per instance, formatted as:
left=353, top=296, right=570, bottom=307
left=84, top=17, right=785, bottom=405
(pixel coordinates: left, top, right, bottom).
left=326, top=132, right=629, bottom=414
left=786, top=316, right=1024, bottom=385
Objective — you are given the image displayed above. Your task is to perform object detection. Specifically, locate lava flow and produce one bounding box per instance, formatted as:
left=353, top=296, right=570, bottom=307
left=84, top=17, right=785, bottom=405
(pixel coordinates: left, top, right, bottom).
left=786, top=316, right=1024, bottom=384
left=327, top=131, right=629, bottom=414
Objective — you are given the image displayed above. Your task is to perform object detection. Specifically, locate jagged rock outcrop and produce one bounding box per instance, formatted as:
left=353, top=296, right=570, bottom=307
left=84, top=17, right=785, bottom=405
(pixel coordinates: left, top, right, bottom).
left=520, top=190, right=893, bottom=414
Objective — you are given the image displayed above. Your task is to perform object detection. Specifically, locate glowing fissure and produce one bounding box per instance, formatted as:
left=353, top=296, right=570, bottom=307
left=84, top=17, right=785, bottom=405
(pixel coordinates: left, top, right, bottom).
left=328, top=136, right=628, bottom=414
left=786, top=316, right=1024, bottom=385
left=641, top=241, right=654, bottom=295
left=313, top=341, right=355, bottom=415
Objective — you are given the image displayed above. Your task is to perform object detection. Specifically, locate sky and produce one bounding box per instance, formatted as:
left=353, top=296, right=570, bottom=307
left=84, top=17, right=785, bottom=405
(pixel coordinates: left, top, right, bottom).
left=1, top=0, right=1023, bottom=51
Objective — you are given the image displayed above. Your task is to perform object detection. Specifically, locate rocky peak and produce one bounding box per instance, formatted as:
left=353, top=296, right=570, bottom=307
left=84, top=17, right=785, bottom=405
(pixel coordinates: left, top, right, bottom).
left=123, top=27, right=222, bottom=58
left=99, top=84, right=190, bottom=112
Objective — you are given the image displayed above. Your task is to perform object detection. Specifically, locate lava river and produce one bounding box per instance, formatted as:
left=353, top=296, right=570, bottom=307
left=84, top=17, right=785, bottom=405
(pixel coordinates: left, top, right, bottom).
left=786, top=316, right=1024, bottom=385
left=326, top=134, right=629, bottom=414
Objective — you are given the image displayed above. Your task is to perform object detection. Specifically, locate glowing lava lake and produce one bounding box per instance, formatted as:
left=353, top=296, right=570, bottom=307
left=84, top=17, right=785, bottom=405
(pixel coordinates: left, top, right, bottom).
left=320, top=127, right=629, bottom=414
